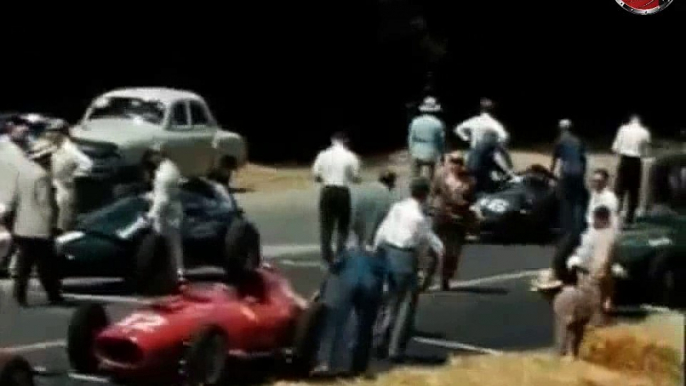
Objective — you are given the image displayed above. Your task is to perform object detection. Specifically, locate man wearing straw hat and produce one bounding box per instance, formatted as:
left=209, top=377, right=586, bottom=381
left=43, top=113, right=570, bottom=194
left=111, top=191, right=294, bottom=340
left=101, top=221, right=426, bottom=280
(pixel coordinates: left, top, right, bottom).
left=12, top=139, right=63, bottom=306
left=408, top=96, right=446, bottom=180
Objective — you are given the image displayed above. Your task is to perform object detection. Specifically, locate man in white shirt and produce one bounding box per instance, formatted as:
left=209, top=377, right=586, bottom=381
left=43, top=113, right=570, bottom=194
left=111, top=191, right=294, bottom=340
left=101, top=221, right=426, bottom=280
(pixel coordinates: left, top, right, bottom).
left=611, top=114, right=651, bottom=225
left=312, top=132, right=361, bottom=264
left=586, top=169, right=619, bottom=230
left=144, top=143, right=185, bottom=285
left=566, top=206, right=617, bottom=324
left=373, top=177, right=445, bottom=362
left=454, top=98, right=509, bottom=150
left=44, top=119, right=94, bottom=233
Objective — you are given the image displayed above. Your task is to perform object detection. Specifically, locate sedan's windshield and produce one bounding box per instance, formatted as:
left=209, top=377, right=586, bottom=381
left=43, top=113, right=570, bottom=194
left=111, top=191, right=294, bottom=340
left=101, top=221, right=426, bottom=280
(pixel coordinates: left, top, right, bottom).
left=86, top=97, right=166, bottom=125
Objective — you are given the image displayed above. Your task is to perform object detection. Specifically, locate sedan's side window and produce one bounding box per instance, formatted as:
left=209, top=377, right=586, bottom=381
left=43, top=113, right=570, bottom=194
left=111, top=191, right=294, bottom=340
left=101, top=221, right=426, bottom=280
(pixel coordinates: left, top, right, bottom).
left=190, top=102, right=210, bottom=126
left=171, top=103, right=190, bottom=127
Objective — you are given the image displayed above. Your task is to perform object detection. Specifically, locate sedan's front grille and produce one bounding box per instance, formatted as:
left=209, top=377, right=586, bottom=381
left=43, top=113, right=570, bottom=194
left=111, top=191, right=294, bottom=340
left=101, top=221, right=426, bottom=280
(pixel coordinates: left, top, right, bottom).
left=72, top=139, right=122, bottom=179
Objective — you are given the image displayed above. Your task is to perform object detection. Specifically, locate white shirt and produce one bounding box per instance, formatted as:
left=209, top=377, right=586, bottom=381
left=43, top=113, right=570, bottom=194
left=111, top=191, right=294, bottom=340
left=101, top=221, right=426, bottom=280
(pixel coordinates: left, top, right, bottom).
left=586, top=188, right=620, bottom=228
left=312, top=142, right=361, bottom=187
left=147, top=159, right=183, bottom=229
left=567, top=227, right=616, bottom=278
left=373, top=198, right=444, bottom=256
left=454, top=112, right=509, bottom=149
left=612, top=121, right=651, bottom=158
left=52, top=139, right=93, bottom=194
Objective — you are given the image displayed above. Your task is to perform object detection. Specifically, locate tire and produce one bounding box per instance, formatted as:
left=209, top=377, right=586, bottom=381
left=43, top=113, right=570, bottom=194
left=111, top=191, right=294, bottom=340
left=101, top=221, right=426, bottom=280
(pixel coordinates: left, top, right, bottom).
left=649, top=252, right=680, bottom=307
left=290, top=300, right=328, bottom=375
left=130, top=233, right=177, bottom=295
left=223, top=220, right=261, bottom=276
left=181, top=326, right=228, bottom=386
left=67, top=303, right=110, bottom=374
left=0, top=354, right=34, bottom=386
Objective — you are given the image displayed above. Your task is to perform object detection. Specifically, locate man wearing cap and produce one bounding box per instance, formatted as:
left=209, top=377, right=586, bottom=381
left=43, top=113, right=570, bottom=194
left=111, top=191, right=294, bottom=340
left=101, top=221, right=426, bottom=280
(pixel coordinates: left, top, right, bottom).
left=551, top=119, right=588, bottom=235
left=312, top=132, right=362, bottom=265
left=454, top=98, right=509, bottom=150
left=373, top=177, right=445, bottom=362
left=408, top=96, right=446, bottom=180
left=44, top=119, right=93, bottom=233
left=144, top=143, right=186, bottom=284
left=350, top=170, right=398, bottom=250
left=12, top=139, right=63, bottom=306
left=611, top=114, right=651, bottom=226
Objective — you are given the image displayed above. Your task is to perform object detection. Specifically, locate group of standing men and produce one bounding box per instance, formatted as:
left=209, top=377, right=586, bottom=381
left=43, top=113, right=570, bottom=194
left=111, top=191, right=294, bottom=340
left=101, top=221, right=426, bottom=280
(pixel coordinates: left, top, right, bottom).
left=310, top=95, right=654, bottom=372
left=0, top=118, right=92, bottom=305
left=0, top=117, right=191, bottom=307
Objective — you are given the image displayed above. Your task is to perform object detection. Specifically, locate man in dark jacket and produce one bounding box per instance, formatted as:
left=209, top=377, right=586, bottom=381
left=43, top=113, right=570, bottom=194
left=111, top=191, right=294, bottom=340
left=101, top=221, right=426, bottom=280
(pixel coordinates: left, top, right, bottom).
left=551, top=119, right=589, bottom=235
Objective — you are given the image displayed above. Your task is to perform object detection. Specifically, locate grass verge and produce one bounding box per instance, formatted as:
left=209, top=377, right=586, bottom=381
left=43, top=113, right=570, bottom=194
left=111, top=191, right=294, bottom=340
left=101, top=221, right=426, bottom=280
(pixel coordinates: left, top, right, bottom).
left=275, top=313, right=684, bottom=386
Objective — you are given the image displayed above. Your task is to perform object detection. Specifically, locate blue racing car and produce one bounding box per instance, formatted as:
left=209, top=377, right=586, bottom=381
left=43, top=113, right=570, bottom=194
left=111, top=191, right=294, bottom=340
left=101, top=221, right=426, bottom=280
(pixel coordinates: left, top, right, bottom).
left=55, top=178, right=260, bottom=294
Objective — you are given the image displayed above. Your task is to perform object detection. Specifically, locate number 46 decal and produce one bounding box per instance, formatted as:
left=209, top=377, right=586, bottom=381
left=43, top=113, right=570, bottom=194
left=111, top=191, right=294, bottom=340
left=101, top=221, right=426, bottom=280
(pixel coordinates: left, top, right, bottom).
left=117, top=313, right=167, bottom=332
left=479, top=198, right=509, bottom=213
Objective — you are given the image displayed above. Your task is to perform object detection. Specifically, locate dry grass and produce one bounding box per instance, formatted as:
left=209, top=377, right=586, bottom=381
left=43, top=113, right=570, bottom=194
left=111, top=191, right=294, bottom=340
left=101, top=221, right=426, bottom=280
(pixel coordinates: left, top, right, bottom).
left=274, top=314, right=684, bottom=386
left=233, top=164, right=313, bottom=192
left=233, top=150, right=618, bottom=193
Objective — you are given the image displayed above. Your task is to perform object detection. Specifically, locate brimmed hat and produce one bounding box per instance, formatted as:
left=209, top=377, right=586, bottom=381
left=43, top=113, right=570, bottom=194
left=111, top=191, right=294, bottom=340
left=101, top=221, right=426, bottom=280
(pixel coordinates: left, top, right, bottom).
left=529, top=268, right=562, bottom=292
left=45, top=118, right=70, bottom=133
left=419, top=96, right=442, bottom=113
left=28, top=139, right=57, bottom=160
left=558, top=118, right=572, bottom=130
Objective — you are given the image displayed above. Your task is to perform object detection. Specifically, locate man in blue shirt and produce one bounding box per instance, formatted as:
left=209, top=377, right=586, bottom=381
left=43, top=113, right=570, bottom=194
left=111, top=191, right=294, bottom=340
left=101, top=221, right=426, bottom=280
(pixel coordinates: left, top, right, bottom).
left=317, top=247, right=389, bottom=375
left=408, top=96, right=445, bottom=180
left=550, top=119, right=589, bottom=235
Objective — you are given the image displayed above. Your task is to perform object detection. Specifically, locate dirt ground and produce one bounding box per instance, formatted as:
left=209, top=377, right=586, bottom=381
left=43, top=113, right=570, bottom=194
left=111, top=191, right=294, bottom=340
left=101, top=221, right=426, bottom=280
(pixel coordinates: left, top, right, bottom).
left=233, top=150, right=619, bottom=193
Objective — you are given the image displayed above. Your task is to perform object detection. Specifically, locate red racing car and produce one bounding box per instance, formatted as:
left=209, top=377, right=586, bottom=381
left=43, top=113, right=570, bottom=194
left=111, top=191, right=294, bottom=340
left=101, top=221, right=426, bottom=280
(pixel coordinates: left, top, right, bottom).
left=67, top=266, right=326, bottom=385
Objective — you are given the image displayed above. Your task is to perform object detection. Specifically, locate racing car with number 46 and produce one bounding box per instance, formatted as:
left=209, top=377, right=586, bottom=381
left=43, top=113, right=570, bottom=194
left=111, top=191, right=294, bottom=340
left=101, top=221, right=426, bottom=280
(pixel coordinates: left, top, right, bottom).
left=67, top=266, right=326, bottom=386
left=471, top=164, right=560, bottom=244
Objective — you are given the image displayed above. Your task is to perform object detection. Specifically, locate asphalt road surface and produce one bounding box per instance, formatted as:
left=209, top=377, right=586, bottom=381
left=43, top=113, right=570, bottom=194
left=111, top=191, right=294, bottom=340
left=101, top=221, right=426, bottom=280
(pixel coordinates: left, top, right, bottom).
left=0, top=179, right=661, bottom=386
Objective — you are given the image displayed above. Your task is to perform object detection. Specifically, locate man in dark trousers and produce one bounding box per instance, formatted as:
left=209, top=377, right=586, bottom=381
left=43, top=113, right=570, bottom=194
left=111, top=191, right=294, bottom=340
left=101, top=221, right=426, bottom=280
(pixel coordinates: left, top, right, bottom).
left=373, top=178, right=444, bottom=362
left=12, top=140, right=63, bottom=306
left=312, top=132, right=361, bottom=265
left=551, top=119, right=588, bottom=235
left=611, top=114, right=651, bottom=226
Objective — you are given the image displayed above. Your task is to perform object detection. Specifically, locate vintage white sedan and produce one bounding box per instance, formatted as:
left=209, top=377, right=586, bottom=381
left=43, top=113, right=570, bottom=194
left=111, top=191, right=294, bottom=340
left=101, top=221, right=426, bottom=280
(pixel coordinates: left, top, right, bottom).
left=70, top=88, right=247, bottom=180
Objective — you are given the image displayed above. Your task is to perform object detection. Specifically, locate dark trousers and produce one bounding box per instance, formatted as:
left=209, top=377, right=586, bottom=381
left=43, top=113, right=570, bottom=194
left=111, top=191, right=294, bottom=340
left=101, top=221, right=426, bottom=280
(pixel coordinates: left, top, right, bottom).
left=411, top=159, right=436, bottom=180
left=319, top=186, right=351, bottom=263
left=615, top=156, right=642, bottom=225
left=13, top=236, right=62, bottom=304
left=558, top=175, right=587, bottom=235
left=552, top=232, right=582, bottom=284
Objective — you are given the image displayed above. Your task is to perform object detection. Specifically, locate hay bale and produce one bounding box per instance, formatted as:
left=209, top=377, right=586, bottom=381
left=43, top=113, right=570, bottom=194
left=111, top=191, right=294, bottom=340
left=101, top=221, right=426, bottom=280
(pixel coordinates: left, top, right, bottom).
left=580, top=315, right=684, bottom=384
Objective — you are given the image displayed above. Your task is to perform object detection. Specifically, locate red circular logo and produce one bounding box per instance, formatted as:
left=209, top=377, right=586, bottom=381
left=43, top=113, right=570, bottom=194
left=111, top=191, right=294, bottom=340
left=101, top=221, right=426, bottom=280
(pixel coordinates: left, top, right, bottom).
left=615, top=0, right=675, bottom=14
